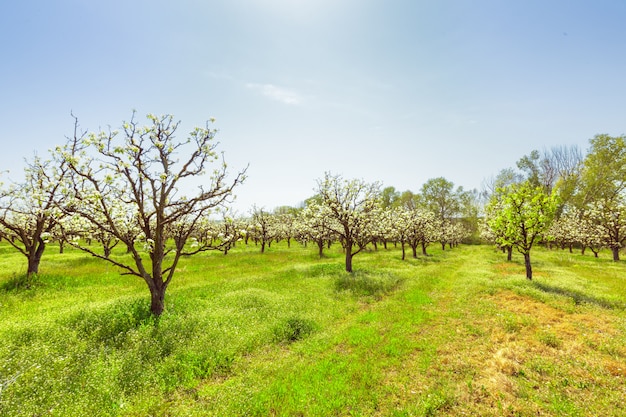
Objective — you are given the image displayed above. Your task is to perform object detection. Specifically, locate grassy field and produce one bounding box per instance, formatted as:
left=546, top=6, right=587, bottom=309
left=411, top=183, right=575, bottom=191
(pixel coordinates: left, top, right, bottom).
left=0, top=241, right=625, bottom=416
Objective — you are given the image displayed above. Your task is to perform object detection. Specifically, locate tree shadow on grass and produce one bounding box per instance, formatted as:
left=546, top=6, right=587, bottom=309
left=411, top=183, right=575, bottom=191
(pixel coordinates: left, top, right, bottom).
left=531, top=281, right=625, bottom=310
left=0, top=273, right=42, bottom=291
left=398, top=254, right=442, bottom=265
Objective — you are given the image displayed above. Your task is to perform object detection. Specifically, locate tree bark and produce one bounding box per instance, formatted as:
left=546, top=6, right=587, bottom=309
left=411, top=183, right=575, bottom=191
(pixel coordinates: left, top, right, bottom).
left=524, top=252, right=532, bottom=280
left=27, top=240, right=45, bottom=277
left=612, top=247, right=620, bottom=261
left=345, top=250, right=353, bottom=273
left=150, top=285, right=165, bottom=316
left=27, top=256, right=40, bottom=276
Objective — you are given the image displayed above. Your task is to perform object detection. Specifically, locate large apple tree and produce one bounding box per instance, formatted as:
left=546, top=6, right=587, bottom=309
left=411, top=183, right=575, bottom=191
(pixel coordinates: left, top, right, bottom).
left=58, top=113, right=246, bottom=315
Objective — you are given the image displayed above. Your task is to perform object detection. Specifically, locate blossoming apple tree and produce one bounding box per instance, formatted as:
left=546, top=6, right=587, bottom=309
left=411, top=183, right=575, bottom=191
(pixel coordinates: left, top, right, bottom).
left=58, top=113, right=246, bottom=316
left=315, top=172, right=381, bottom=272
left=0, top=154, right=68, bottom=279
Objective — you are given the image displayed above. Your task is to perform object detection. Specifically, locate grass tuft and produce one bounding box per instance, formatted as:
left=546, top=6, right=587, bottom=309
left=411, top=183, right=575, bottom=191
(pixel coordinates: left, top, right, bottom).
left=334, top=270, right=404, bottom=299
left=272, top=317, right=317, bottom=343
left=64, top=297, right=155, bottom=347
left=538, top=330, right=563, bottom=349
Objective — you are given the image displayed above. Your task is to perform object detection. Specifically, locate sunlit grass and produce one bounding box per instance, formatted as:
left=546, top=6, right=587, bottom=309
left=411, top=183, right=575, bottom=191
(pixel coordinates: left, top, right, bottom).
left=0, top=241, right=624, bottom=416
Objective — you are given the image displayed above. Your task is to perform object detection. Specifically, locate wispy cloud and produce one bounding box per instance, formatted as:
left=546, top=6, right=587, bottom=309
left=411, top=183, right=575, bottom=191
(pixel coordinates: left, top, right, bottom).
left=246, top=83, right=302, bottom=105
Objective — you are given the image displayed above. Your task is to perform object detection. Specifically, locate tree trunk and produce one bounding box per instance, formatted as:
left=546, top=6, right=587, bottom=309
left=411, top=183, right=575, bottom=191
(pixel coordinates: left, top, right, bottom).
left=150, top=285, right=165, bottom=316
left=345, top=250, right=353, bottom=273
left=524, top=252, right=532, bottom=280
left=421, top=241, right=428, bottom=256
left=344, top=242, right=352, bottom=273
left=27, top=240, right=45, bottom=277
left=401, top=242, right=406, bottom=260
left=506, top=246, right=513, bottom=261
left=612, top=247, right=620, bottom=261
left=317, top=240, right=324, bottom=258
left=27, top=255, right=41, bottom=276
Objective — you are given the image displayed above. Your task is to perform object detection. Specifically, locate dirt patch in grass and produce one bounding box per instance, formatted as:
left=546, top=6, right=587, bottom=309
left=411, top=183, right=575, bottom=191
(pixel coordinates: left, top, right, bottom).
left=379, top=288, right=626, bottom=416
left=472, top=290, right=626, bottom=414
left=493, top=291, right=620, bottom=334
left=493, top=262, right=519, bottom=277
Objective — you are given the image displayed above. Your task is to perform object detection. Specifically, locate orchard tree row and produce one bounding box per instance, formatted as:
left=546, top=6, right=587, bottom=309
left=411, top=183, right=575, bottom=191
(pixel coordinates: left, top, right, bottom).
left=0, top=111, right=623, bottom=314
left=239, top=173, right=475, bottom=272
left=481, top=135, right=626, bottom=279
left=0, top=113, right=473, bottom=315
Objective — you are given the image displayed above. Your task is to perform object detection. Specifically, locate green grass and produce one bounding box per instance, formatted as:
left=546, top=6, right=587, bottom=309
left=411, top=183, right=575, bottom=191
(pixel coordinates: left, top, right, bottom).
left=0, top=241, right=625, bottom=416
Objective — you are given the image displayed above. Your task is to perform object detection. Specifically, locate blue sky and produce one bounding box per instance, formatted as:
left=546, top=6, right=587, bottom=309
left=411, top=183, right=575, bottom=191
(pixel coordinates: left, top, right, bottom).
left=1, top=0, right=625, bottom=214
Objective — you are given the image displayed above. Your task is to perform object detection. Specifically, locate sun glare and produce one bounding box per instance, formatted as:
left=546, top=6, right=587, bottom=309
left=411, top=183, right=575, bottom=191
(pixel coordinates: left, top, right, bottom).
left=249, top=0, right=338, bottom=22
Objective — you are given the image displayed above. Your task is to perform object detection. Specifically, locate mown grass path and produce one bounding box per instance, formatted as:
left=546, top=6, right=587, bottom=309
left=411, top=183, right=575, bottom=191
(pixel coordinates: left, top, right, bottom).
left=1, top=243, right=624, bottom=416
left=164, top=245, right=626, bottom=416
